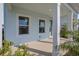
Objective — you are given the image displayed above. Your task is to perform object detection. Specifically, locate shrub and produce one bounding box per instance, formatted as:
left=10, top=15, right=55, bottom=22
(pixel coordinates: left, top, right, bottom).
left=60, top=24, right=69, bottom=38
left=0, top=40, right=32, bottom=56
left=15, top=44, right=32, bottom=56
left=73, top=31, right=79, bottom=42
left=0, top=48, right=2, bottom=55
left=0, top=40, right=13, bottom=55
left=60, top=30, right=79, bottom=56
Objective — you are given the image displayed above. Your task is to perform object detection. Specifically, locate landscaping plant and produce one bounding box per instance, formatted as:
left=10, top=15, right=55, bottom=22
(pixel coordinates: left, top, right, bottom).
left=0, top=40, right=13, bottom=56
left=15, top=44, right=32, bottom=56
left=60, top=24, right=69, bottom=38
left=60, top=19, right=79, bottom=56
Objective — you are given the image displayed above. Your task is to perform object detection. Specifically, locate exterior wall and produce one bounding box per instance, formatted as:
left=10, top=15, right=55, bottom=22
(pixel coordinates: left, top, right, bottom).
left=0, top=3, right=3, bottom=48
left=4, top=4, right=51, bottom=45
left=4, top=4, right=18, bottom=45
left=61, top=15, right=69, bottom=27
left=73, top=13, right=78, bottom=30
left=60, top=11, right=73, bottom=31
left=4, top=4, right=74, bottom=45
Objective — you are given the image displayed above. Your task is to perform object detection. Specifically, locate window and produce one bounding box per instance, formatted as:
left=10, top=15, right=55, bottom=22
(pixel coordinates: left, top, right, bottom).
left=49, top=20, right=52, bottom=35
left=39, top=20, right=45, bottom=33
left=19, top=16, right=29, bottom=34
left=49, top=20, right=52, bottom=32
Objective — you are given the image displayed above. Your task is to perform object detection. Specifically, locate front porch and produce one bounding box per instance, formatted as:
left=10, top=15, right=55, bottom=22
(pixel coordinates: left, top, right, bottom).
left=11, top=38, right=70, bottom=56
left=3, top=3, right=78, bottom=56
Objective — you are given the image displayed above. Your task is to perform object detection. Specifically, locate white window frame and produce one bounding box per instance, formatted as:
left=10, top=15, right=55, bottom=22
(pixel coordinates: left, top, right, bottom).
left=38, top=17, right=46, bottom=34
left=16, top=13, right=31, bottom=36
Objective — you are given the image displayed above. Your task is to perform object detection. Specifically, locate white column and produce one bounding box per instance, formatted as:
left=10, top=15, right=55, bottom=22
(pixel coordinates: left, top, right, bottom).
left=73, top=13, right=78, bottom=30
left=67, top=11, right=74, bottom=41
left=71, top=12, right=74, bottom=41
left=0, top=3, right=3, bottom=48
left=68, top=12, right=73, bottom=31
left=52, top=3, right=61, bottom=56
left=71, top=12, right=74, bottom=31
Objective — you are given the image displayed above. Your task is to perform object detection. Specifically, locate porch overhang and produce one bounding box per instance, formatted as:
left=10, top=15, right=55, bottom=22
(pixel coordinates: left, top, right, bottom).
left=68, top=3, right=79, bottom=13
left=10, top=3, right=72, bottom=18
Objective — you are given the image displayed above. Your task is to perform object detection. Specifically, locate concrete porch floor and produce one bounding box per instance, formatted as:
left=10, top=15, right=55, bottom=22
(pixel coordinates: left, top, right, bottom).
left=25, top=38, right=70, bottom=56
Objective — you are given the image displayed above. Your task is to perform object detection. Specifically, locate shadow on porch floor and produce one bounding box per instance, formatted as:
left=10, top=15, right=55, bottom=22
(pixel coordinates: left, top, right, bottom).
left=26, top=38, right=70, bottom=56
left=28, top=47, right=52, bottom=56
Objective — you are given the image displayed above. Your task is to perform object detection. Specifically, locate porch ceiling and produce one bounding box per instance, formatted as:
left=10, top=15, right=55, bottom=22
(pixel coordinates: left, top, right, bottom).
left=68, top=3, right=79, bottom=13
left=12, top=3, right=70, bottom=17
left=12, top=3, right=54, bottom=17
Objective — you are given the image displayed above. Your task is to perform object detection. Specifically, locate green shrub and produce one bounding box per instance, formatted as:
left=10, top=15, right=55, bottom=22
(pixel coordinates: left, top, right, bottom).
left=0, top=40, right=32, bottom=56
left=60, top=30, right=79, bottom=56
left=0, top=48, right=2, bottom=55
left=19, top=44, right=28, bottom=50
left=15, top=44, right=32, bottom=56
left=73, top=31, right=79, bottom=42
left=0, top=40, right=13, bottom=55
left=60, top=24, right=69, bottom=38
left=15, top=50, right=24, bottom=56
left=15, top=50, right=31, bottom=56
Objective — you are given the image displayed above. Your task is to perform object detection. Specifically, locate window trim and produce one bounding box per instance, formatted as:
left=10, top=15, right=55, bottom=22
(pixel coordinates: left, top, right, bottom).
left=16, top=14, right=31, bottom=35
left=19, top=16, right=29, bottom=35
left=39, top=19, right=45, bottom=33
